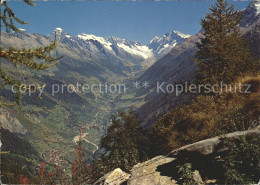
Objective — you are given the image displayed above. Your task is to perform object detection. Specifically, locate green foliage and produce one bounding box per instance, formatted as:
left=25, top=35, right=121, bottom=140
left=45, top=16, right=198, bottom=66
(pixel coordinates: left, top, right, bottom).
left=223, top=135, right=260, bottom=184
left=1, top=128, right=39, bottom=158
left=194, top=0, right=259, bottom=85
left=177, top=163, right=196, bottom=185
left=1, top=128, right=40, bottom=184
left=213, top=106, right=250, bottom=135
left=92, top=108, right=147, bottom=180
left=0, top=0, right=61, bottom=107
left=214, top=75, right=260, bottom=135
left=1, top=155, right=34, bottom=184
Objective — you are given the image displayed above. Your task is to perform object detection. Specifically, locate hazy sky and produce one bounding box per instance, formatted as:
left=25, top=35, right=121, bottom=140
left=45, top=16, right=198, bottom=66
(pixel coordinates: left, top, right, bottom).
left=9, top=1, right=249, bottom=44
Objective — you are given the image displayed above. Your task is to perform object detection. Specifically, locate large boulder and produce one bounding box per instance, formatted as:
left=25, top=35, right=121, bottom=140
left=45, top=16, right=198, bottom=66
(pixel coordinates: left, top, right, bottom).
left=127, top=156, right=177, bottom=185
left=94, top=168, right=131, bottom=185
left=169, top=127, right=260, bottom=156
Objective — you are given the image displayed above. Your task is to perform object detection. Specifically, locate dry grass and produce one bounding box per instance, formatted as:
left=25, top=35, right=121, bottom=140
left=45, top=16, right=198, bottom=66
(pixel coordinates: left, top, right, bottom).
left=149, top=75, right=260, bottom=156
left=237, top=75, right=260, bottom=94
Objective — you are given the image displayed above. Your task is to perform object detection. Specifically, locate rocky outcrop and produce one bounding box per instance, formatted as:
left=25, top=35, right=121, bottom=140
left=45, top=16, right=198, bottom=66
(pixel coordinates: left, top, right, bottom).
left=95, top=128, right=260, bottom=185
left=169, top=127, right=260, bottom=156
left=94, top=168, right=131, bottom=185
left=128, top=156, right=177, bottom=185
left=0, top=108, right=27, bottom=134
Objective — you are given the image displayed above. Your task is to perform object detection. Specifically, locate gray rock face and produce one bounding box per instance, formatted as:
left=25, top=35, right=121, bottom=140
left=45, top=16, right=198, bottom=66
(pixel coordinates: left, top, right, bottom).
left=169, top=127, right=260, bottom=156
left=0, top=108, right=28, bottom=134
left=94, top=168, right=131, bottom=185
left=128, top=156, right=177, bottom=185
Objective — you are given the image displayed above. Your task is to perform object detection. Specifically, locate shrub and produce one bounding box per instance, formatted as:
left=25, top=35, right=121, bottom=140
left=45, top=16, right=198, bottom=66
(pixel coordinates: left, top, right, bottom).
left=223, top=135, right=260, bottom=184
left=177, top=163, right=197, bottom=185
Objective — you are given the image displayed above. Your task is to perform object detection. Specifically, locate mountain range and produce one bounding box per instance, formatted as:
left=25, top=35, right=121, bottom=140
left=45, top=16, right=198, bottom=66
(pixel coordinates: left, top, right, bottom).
left=1, top=0, right=259, bottom=171
left=54, top=27, right=190, bottom=69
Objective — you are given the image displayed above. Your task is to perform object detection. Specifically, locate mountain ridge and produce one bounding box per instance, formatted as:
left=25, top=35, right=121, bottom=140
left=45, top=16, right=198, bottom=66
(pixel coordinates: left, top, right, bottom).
left=53, top=27, right=190, bottom=62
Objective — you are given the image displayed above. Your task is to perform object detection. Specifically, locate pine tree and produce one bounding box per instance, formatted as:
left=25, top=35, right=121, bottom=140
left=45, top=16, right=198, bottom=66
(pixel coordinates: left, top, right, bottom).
left=194, top=0, right=259, bottom=85
left=0, top=0, right=61, bottom=107
left=92, top=109, right=147, bottom=180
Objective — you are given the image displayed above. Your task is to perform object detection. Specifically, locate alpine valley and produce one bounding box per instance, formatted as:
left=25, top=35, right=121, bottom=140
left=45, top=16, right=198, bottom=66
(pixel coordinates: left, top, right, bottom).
left=0, top=26, right=190, bottom=163
left=1, top=0, right=260, bottom=184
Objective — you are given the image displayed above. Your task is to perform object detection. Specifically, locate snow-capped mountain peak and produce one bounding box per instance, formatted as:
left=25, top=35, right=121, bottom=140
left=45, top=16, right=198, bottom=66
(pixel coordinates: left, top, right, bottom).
left=76, top=33, right=153, bottom=59
left=172, top=30, right=191, bottom=39
left=247, top=0, right=260, bottom=16
left=241, top=0, right=260, bottom=27
left=54, top=27, right=63, bottom=34
left=60, top=30, right=188, bottom=61
left=53, top=27, right=72, bottom=39
left=18, top=28, right=27, bottom=32
left=149, top=36, right=160, bottom=44
left=147, top=30, right=190, bottom=56
left=254, top=0, right=260, bottom=15
left=253, top=0, right=260, bottom=15
left=117, top=42, right=153, bottom=59
left=77, top=33, right=113, bottom=51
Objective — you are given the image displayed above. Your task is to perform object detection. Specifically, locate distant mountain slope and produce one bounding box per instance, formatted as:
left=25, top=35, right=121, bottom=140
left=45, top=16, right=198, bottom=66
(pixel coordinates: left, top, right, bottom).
left=136, top=1, right=260, bottom=127
left=136, top=33, right=200, bottom=127
left=1, top=128, right=40, bottom=184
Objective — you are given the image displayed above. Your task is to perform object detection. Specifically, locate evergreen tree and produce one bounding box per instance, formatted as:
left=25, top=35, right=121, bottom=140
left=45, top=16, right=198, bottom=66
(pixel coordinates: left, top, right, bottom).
left=194, top=0, right=259, bottom=85
left=92, top=109, right=147, bottom=180
left=0, top=0, right=60, bottom=107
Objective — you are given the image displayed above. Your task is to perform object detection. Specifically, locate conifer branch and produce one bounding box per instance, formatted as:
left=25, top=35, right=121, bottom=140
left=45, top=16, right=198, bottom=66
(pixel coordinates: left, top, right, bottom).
left=0, top=0, right=61, bottom=107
